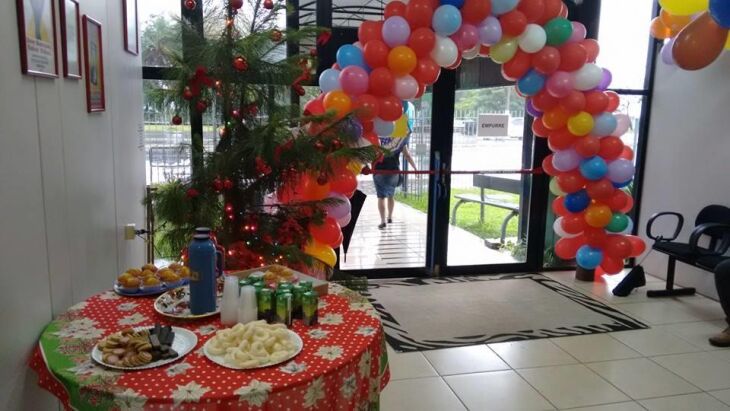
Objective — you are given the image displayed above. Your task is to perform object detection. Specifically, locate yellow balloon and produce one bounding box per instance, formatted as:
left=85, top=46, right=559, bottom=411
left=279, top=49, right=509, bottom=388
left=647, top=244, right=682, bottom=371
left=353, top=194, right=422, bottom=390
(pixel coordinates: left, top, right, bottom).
left=304, top=241, right=337, bottom=267
left=658, top=0, right=708, bottom=16
left=549, top=178, right=565, bottom=197
left=491, top=37, right=519, bottom=64
left=726, top=33, right=730, bottom=50
left=392, top=115, right=409, bottom=138
left=347, top=161, right=363, bottom=175
left=567, top=111, right=594, bottom=136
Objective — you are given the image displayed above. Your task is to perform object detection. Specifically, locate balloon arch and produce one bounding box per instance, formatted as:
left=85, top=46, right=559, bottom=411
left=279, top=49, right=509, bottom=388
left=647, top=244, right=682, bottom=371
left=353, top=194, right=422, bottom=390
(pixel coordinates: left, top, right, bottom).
left=303, top=0, right=647, bottom=274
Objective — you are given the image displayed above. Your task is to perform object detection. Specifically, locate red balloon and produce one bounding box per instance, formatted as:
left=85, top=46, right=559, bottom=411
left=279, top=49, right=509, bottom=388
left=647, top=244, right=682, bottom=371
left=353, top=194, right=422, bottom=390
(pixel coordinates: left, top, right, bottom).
left=500, top=10, right=528, bottom=37
left=415, top=81, right=427, bottom=98
left=303, top=97, right=325, bottom=115
left=479, top=45, right=491, bottom=57
left=353, top=94, right=380, bottom=121
left=532, top=46, right=561, bottom=75
left=619, top=195, right=634, bottom=214
left=604, top=91, right=620, bottom=112
left=584, top=91, right=609, bottom=114
left=626, top=235, right=646, bottom=257
left=555, top=236, right=583, bottom=259
left=605, top=235, right=633, bottom=259
left=558, top=43, right=588, bottom=72
left=581, top=39, right=600, bottom=62
left=363, top=131, right=380, bottom=146
left=538, top=0, right=563, bottom=25
left=408, top=28, right=436, bottom=58
left=557, top=169, right=587, bottom=193
left=542, top=154, right=559, bottom=176
left=362, top=120, right=374, bottom=133
left=558, top=2, right=568, bottom=18
left=552, top=196, right=569, bottom=217
left=368, top=68, right=395, bottom=96
left=600, top=256, right=624, bottom=274
left=586, top=178, right=615, bottom=201
left=330, top=169, right=357, bottom=197
left=405, top=0, right=436, bottom=29
left=378, top=96, right=403, bottom=121
left=542, top=106, right=570, bottom=130
left=518, top=0, right=546, bottom=23
left=412, top=58, right=441, bottom=84
left=446, top=52, right=463, bottom=70
left=532, top=119, right=550, bottom=137
left=461, top=0, right=491, bottom=24
left=363, top=40, right=390, bottom=68
left=309, top=217, right=342, bottom=247
left=548, top=128, right=577, bottom=150
left=562, top=212, right=587, bottom=234
left=384, top=1, right=407, bottom=18
left=532, top=90, right=559, bottom=112
left=574, top=135, right=600, bottom=157
left=583, top=226, right=608, bottom=248
left=298, top=174, right=330, bottom=200
left=502, top=50, right=532, bottom=81
left=606, top=190, right=629, bottom=212
left=559, top=91, right=586, bottom=114
left=358, top=21, right=383, bottom=44
left=620, top=147, right=635, bottom=160
left=598, top=136, right=624, bottom=160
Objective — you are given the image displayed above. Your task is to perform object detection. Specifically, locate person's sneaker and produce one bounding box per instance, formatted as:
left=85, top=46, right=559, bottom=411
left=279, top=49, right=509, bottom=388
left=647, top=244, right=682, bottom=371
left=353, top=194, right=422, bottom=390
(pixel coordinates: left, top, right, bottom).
left=709, top=327, right=730, bottom=347
left=387, top=218, right=393, bottom=224
left=378, top=222, right=386, bottom=230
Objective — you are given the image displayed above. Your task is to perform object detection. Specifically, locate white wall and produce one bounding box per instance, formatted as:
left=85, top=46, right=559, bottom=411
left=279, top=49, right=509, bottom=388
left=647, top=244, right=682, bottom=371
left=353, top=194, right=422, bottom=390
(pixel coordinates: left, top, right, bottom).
left=0, top=0, right=145, bottom=409
left=638, top=53, right=730, bottom=299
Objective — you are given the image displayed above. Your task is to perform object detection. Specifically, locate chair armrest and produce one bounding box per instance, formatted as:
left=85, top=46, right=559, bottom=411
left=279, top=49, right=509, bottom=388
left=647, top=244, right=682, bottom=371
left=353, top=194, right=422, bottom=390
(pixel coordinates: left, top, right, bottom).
left=689, top=223, right=730, bottom=256
left=646, top=211, right=684, bottom=241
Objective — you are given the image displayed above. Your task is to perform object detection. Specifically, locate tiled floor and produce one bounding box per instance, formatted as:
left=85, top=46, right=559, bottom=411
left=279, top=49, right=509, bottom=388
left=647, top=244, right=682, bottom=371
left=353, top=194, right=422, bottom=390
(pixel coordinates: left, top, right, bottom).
left=380, top=270, right=730, bottom=410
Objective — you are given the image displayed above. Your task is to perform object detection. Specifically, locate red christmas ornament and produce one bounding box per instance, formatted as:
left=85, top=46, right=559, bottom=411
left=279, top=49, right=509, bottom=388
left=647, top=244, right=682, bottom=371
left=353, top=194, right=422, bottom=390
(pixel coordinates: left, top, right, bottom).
left=182, top=86, right=194, bottom=100
left=231, top=109, right=241, bottom=119
left=184, top=0, right=197, bottom=10
left=331, top=139, right=343, bottom=150
left=247, top=104, right=259, bottom=116
left=233, top=56, right=248, bottom=72
left=194, top=66, right=207, bottom=78
left=263, top=0, right=274, bottom=9
left=361, top=166, right=372, bottom=175
left=186, top=188, right=200, bottom=198
left=212, top=178, right=224, bottom=192
left=255, top=157, right=272, bottom=176
left=270, top=30, right=283, bottom=42
left=317, top=31, right=331, bottom=46
left=309, top=48, right=317, bottom=57
left=317, top=173, right=329, bottom=186
left=314, top=141, right=325, bottom=151
left=195, top=100, right=208, bottom=112
left=224, top=203, right=234, bottom=213
left=171, top=115, right=182, bottom=125
left=230, top=0, right=244, bottom=9
left=223, top=178, right=234, bottom=190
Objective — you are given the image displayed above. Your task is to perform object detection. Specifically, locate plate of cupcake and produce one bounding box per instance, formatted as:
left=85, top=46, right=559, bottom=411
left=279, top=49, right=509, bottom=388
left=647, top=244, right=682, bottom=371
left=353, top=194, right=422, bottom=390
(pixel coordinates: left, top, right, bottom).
left=114, top=263, right=191, bottom=297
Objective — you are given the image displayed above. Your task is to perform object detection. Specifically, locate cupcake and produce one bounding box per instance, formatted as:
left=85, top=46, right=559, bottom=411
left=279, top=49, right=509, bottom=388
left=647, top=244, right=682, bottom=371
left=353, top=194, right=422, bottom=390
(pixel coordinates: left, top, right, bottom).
left=141, top=263, right=158, bottom=273
left=140, top=276, right=163, bottom=293
left=126, top=268, right=143, bottom=277
left=159, top=270, right=184, bottom=289
left=168, top=262, right=183, bottom=272
left=117, top=276, right=141, bottom=293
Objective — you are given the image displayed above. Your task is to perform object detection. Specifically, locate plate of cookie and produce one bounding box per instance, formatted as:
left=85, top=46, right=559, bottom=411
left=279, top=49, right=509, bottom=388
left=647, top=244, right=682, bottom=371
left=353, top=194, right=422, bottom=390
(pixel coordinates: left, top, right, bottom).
left=203, top=321, right=303, bottom=370
left=91, top=324, right=197, bottom=370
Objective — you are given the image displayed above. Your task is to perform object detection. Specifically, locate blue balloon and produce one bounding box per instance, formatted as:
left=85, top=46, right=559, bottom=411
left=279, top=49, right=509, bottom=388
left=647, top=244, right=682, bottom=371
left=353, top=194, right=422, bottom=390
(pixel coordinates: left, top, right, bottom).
left=564, top=189, right=591, bottom=213
left=336, top=45, right=365, bottom=69
left=318, top=68, right=341, bottom=93
left=710, top=0, right=730, bottom=28
left=441, top=0, right=465, bottom=8
left=576, top=245, right=604, bottom=269
left=612, top=179, right=632, bottom=188
left=579, top=156, right=608, bottom=181
left=432, top=5, right=462, bottom=36
left=591, top=113, right=618, bottom=137
left=517, top=70, right=546, bottom=96
left=491, top=0, right=519, bottom=15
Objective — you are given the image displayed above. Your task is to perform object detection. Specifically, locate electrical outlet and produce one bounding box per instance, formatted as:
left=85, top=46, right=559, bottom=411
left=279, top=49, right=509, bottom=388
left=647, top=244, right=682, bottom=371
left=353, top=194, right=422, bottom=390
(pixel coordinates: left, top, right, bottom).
left=124, top=224, right=136, bottom=240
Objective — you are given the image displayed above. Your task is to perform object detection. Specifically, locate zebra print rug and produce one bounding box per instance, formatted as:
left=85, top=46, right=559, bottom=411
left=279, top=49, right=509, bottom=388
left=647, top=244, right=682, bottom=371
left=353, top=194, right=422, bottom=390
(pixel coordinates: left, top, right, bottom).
left=364, top=273, right=648, bottom=352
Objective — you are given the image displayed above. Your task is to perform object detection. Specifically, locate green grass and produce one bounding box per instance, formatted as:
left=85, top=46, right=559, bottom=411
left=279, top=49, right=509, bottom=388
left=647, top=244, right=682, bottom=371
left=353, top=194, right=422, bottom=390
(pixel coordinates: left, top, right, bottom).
left=144, top=124, right=216, bottom=132
left=395, top=188, right=519, bottom=240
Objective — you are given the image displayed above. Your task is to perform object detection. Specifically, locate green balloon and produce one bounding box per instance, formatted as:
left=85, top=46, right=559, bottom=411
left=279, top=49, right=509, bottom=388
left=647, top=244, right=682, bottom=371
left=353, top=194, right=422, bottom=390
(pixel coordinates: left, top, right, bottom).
left=606, top=213, right=629, bottom=233
left=545, top=18, right=573, bottom=46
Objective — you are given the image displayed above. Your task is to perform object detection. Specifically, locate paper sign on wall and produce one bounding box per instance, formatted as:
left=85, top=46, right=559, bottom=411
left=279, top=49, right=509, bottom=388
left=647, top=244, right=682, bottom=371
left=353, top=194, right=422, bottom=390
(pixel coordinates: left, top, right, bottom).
left=477, top=114, right=509, bottom=137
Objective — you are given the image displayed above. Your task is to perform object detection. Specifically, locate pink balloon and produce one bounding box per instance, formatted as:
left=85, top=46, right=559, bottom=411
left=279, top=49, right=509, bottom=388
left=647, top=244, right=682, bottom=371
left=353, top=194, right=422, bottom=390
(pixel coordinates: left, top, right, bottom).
left=451, top=24, right=480, bottom=51
left=546, top=71, right=575, bottom=98
left=339, top=66, right=369, bottom=96
left=337, top=213, right=352, bottom=227
left=394, top=74, right=419, bottom=100
left=568, top=22, right=587, bottom=43
left=612, top=114, right=631, bottom=136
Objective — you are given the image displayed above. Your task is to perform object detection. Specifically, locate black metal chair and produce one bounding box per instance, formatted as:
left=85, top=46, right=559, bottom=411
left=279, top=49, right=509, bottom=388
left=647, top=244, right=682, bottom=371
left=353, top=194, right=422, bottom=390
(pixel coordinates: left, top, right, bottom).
left=646, top=205, right=730, bottom=298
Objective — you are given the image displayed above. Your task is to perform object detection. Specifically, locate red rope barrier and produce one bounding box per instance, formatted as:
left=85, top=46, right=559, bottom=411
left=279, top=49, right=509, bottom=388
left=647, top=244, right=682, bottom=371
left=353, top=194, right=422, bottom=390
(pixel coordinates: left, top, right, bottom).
left=366, top=168, right=543, bottom=176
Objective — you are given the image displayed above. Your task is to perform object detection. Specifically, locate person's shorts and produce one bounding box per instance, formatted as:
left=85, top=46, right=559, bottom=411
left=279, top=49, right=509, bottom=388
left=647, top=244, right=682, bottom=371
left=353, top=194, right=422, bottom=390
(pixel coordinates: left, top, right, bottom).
left=373, top=174, right=399, bottom=198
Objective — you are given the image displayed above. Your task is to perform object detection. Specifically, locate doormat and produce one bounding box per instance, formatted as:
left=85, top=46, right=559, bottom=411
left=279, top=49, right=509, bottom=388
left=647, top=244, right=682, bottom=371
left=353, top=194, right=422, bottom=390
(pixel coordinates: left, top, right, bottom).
left=364, top=273, right=648, bottom=352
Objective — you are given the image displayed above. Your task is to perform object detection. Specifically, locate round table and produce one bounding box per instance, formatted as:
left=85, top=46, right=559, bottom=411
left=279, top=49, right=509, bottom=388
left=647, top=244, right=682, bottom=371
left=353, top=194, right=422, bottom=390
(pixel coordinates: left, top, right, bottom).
left=30, top=283, right=389, bottom=410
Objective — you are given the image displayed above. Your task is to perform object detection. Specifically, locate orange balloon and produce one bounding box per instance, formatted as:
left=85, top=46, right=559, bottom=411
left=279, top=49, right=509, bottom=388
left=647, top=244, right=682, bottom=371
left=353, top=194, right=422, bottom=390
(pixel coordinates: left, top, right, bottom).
left=542, top=106, right=571, bottom=130
left=323, top=91, right=352, bottom=118
left=660, top=9, right=692, bottom=33
left=584, top=204, right=613, bottom=228
left=387, top=46, right=418, bottom=75
left=650, top=17, right=672, bottom=39
left=673, top=12, right=729, bottom=71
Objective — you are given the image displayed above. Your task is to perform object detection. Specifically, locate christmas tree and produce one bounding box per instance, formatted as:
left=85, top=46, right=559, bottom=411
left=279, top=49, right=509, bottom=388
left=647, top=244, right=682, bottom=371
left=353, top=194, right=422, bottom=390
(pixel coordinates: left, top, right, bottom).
left=149, top=0, right=379, bottom=273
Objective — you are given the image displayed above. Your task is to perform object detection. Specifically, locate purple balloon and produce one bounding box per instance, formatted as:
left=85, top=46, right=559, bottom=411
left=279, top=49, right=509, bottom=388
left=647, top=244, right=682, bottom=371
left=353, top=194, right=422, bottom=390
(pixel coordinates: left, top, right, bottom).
left=597, top=68, right=612, bottom=91
left=325, top=193, right=351, bottom=219
left=478, top=16, right=502, bottom=46
left=339, top=66, right=369, bottom=96
left=526, top=99, right=542, bottom=118
left=382, top=16, right=411, bottom=48
left=337, top=213, right=352, bottom=227
left=553, top=148, right=582, bottom=172
left=607, top=159, right=635, bottom=183
left=661, top=38, right=676, bottom=65
left=546, top=71, right=575, bottom=98
left=568, top=22, right=587, bottom=43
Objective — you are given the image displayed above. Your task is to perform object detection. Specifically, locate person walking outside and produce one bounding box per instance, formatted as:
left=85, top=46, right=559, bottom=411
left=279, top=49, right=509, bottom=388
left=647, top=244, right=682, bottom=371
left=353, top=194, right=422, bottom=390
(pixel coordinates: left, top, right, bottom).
left=372, top=141, right=417, bottom=229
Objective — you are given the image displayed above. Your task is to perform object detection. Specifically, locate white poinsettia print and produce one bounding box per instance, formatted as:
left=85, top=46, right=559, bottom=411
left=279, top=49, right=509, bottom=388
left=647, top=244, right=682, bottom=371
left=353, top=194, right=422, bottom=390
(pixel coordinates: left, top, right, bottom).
left=115, top=388, right=147, bottom=411
left=319, top=313, right=343, bottom=325
left=68, top=301, right=88, bottom=311
left=356, top=401, right=370, bottom=411
left=304, top=377, right=325, bottom=408
left=349, top=302, right=371, bottom=312
left=99, top=291, right=121, bottom=300
left=364, top=309, right=381, bottom=319
left=340, top=374, right=357, bottom=399
left=355, top=326, right=376, bottom=337
left=196, top=324, right=218, bottom=336
left=54, top=319, right=104, bottom=340
left=317, top=300, right=328, bottom=310
left=234, top=379, right=272, bottom=407
left=117, top=302, right=138, bottom=312
left=307, top=329, right=330, bottom=340
left=369, top=377, right=381, bottom=402
left=358, top=350, right=371, bottom=378
left=166, top=362, right=192, bottom=377
left=279, top=361, right=307, bottom=374
left=68, top=359, right=118, bottom=378
left=171, top=381, right=210, bottom=406
left=315, top=345, right=343, bottom=361
left=118, top=313, right=147, bottom=326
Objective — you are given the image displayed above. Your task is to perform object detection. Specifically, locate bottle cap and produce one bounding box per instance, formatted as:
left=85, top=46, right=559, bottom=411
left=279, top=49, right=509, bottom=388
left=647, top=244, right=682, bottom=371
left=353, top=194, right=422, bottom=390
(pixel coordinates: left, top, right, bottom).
left=195, top=227, right=212, bottom=234
left=193, top=234, right=210, bottom=240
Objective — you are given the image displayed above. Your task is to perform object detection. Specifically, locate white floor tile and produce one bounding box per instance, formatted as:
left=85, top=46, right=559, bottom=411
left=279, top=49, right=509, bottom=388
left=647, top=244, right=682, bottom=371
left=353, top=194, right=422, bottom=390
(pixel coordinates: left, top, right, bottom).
left=587, top=358, right=699, bottom=400
left=654, top=321, right=727, bottom=350
left=444, top=370, right=555, bottom=411
left=610, top=328, right=703, bottom=356
left=651, top=351, right=730, bottom=391
left=517, top=364, right=630, bottom=409
left=710, top=389, right=730, bottom=406
left=489, top=339, right=578, bottom=369
left=639, top=393, right=730, bottom=411
left=422, top=345, right=509, bottom=376
left=619, top=298, right=725, bottom=325
left=551, top=334, right=642, bottom=363
left=566, top=402, right=646, bottom=411
left=380, top=377, right=467, bottom=411
left=386, top=349, right=439, bottom=381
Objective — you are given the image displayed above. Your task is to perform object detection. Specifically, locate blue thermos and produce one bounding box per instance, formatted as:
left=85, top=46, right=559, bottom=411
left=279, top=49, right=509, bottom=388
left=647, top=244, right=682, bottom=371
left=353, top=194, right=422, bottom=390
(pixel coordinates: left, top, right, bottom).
left=188, top=233, right=217, bottom=314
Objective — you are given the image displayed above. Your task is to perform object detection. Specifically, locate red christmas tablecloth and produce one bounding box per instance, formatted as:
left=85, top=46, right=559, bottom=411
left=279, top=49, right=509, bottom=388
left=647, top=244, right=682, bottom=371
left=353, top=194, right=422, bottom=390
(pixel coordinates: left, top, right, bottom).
left=29, top=283, right=389, bottom=410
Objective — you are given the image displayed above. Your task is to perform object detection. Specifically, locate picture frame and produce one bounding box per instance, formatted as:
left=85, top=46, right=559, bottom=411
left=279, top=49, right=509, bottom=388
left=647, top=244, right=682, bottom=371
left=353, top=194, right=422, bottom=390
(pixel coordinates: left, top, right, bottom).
left=59, top=0, right=81, bottom=78
left=82, top=16, right=105, bottom=112
left=122, top=0, right=138, bottom=55
left=15, top=0, right=59, bottom=77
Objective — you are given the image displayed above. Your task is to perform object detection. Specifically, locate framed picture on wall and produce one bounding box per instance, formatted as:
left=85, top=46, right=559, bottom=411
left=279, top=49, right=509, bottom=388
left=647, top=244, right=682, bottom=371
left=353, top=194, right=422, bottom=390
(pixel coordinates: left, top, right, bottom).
left=122, top=0, right=138, bottom=55
left=15, top=0, right=59, bottom=77
left=82, top=16, right=105, bottom=112
left=59, top=0, right=81, bottom=78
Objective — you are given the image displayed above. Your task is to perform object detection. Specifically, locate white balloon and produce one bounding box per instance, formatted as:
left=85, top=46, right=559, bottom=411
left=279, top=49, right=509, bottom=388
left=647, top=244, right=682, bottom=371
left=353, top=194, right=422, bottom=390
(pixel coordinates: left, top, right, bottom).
left=430, top=35, right=458, bottom=68
left=463, top=46, right=480, bottom=60
left=518, top=24, right=547, bottom=54
left=394, top=75, right=419, bottom=100
left=573, top=63, right=603, bottom=91
left=553, top=217, right=580, bottom=238
left=612, top=114, right=631, bottom=136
